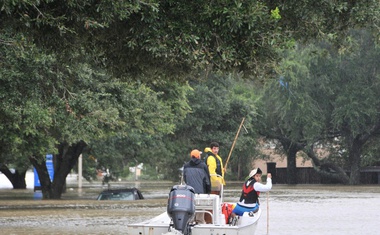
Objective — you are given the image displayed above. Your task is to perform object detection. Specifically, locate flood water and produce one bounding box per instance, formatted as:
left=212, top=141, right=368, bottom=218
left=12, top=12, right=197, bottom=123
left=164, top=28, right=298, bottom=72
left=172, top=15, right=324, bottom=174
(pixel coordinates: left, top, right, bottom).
left=0, top=177, right=379, bottom=235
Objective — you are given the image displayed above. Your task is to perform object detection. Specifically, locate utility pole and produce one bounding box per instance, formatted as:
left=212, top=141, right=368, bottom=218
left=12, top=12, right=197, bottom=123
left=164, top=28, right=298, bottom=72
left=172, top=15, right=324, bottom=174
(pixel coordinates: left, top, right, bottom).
left=78, top=154, right=82, bottom=188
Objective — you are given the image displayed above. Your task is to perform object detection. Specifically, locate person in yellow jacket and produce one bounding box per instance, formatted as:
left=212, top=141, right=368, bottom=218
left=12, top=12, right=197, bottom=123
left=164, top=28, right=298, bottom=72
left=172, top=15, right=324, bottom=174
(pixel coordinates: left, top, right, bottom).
left=204, top=142, right=226, bottom=194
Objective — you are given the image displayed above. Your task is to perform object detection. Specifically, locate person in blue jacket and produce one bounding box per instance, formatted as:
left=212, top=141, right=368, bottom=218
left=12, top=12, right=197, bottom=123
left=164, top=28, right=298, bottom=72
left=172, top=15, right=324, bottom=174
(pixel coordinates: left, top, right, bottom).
left=183, top=149, right=211, bottom=223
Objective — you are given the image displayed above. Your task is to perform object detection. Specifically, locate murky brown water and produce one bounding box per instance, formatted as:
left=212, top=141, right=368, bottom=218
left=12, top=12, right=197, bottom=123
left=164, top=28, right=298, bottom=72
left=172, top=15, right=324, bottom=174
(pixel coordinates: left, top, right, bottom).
left=1, top=181, right=379, bottom=235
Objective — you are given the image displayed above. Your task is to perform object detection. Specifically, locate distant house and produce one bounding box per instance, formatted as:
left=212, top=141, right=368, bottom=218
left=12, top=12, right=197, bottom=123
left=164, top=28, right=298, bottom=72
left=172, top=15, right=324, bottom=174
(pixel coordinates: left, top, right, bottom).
left=252, top=139, right=380, bottom=184
left=252, top=139, right=315, bottom=174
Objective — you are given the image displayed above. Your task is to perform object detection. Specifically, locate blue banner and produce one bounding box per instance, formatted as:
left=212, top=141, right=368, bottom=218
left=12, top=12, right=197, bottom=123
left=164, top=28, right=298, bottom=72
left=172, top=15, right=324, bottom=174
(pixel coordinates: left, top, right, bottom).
left=34, top=154, right=54, bottom=191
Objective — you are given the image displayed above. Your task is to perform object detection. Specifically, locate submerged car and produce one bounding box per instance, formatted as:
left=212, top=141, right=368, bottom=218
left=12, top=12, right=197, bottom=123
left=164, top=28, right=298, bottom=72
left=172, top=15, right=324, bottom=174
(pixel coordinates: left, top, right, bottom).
left=96, top=187, right=144, bottom=200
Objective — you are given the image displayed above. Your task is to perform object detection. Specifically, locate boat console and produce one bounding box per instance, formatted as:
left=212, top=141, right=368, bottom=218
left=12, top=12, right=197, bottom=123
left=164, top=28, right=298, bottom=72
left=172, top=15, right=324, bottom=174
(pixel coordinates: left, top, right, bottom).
left=194, top=193, right=225, bottom=225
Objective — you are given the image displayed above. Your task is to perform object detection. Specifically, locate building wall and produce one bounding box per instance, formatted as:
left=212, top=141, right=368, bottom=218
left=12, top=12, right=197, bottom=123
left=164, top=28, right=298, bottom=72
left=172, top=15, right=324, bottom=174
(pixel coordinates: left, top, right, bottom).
left=252, top=141, right=380, bottom=184
left=252, top=148, right=314, bottom=174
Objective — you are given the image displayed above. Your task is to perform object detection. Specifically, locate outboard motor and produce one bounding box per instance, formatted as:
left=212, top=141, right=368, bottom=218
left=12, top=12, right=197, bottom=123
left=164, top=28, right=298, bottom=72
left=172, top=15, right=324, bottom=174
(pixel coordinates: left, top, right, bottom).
left=167, top=185, right=195, bottom=234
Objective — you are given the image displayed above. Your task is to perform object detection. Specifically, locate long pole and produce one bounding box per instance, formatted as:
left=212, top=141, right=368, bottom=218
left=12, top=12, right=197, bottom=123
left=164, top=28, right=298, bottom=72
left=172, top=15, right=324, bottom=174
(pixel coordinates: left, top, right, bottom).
left=267, top=191, right=269, bottom=235
left=224, top=117, right=245, bottom=170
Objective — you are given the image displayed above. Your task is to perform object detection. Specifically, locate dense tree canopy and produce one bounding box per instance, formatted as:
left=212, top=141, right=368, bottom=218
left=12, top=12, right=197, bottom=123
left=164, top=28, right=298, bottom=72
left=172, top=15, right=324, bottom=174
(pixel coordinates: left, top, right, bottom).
left=156, top=75, right=260, bottom=181
left=257, top=29, right=380, bottom=184
left=0, top=31, right=188, bottom=197
left=1, top=0, right=288, bottom=78
left=3, top=0, right=378, bottom=79
left=1, top=1, right=379, bottom=197
left=267, top=0, right=380, bottom=43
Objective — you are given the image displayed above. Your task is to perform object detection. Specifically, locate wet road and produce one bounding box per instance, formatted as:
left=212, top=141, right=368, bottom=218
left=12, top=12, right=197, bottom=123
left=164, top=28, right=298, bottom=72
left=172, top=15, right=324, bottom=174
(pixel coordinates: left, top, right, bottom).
left=0, top=180, right=379, bottom=235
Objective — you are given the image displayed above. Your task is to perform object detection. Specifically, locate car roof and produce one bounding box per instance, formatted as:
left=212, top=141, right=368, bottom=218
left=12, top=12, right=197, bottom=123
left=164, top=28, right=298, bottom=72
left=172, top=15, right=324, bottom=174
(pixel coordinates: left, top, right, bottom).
left=100, top=187, right=140, bottom=193
left=97, top=187, right=144, bottom=200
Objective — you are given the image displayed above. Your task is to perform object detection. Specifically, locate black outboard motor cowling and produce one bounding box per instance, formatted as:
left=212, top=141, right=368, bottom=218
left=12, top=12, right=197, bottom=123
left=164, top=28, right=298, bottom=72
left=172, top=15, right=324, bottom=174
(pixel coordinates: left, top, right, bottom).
left=167, top=185, right=195, bottom=234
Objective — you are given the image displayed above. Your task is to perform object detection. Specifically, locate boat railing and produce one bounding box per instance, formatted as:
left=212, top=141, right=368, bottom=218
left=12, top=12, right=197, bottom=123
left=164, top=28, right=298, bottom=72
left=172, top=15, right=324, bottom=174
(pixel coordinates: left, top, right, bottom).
left=209, top=173, right=224, bottom=203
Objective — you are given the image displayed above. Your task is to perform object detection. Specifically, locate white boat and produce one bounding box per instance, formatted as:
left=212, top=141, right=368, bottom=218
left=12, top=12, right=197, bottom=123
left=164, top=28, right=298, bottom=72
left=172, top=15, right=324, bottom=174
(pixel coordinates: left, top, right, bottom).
left=127, top=184, right=261, bottom=235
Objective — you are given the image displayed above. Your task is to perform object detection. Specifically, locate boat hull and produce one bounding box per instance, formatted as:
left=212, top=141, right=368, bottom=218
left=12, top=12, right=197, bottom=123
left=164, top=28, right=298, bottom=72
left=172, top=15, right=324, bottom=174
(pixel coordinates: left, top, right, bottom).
left=127, top=207, right=261, bottom=235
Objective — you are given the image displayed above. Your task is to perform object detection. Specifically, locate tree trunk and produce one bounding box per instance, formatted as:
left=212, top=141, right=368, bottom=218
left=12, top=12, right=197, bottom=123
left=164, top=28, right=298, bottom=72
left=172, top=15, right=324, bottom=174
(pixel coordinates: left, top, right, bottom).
left=29, top=156, right=54, bottom=198
left=11, top=170, right=27, bottom=189
left=0, top=166, right=27, bottom=189
left=348, top=140, right=362, bottom=185
left=286, top=144, right=298, bottom=184
left=306, top=146, right=350, bottom=184
left=30, top=140, right=87, bottom=199
left=280, top=139, right=302, bottom=185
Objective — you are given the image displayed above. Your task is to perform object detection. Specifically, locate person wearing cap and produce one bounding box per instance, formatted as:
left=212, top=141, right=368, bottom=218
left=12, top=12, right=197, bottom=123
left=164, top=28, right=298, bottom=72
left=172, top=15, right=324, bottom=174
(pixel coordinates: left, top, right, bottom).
left=230, top=168, right=272, bottom=220
left=183, top=149, right=211, bottom=224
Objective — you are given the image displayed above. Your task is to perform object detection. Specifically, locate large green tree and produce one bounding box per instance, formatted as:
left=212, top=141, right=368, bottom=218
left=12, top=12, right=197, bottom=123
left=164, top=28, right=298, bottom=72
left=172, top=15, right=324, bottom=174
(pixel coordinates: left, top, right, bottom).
left=1, top=0, right=379, bottom=196
left=305, top=29, right=380, bottom=184
left=0, top=1, right=284, bottom=197
left=257, top=29, right=380, bottom=185
left=1, top=0, right=288, bottom=78
left=0, top=32, right=59, bottom=190
left=0, top=33, right=185, bottom=197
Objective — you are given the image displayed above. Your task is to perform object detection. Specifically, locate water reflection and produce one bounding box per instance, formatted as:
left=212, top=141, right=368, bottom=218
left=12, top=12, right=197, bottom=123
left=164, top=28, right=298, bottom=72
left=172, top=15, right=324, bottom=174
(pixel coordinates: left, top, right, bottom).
left=33, top=191, right=43, bottom=200
left=0, top=183, right=379, bottom=235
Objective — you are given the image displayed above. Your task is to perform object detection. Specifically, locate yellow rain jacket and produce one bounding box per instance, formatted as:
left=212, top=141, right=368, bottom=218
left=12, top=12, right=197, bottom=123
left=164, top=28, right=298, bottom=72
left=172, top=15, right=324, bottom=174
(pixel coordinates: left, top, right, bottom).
left=204, top=147, right=225, bottom=191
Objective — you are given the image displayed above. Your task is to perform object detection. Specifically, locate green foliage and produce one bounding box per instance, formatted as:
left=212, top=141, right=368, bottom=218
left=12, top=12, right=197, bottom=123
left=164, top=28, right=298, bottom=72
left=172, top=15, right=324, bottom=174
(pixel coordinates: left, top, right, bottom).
left=271, top=7, right=281, bottom=21
left=1, top=1, right=379, bottom=186
left=155, top=75, right=260, bottom=180
left=78, top=80, right=191, bottom=180
left=361, top=137, right=380, bottom=167
left=0, top=32, right=58, bottom=163
left=257, top=29, right=380, bottom=183
left=0, top=0, right=292, bottom=79
left=266, top=0, right=380, bottom=44
left=0, top=28, right=190, bottom=179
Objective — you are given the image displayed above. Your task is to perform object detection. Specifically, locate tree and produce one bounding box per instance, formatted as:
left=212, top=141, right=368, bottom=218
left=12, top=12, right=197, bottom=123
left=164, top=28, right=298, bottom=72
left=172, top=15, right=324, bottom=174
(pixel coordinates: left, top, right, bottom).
left=3, top=1, right=378, bottom=80
left=257, top=29, right=380, bottom=185
left=0, top=32, right=59, bottom=189
left=77, top=80, right=192, bottom=181
left=1, top=1, right=379, bottom=196
left=0, top=165, right=27, bottom=189
left=306, top=29, right=380, bottom=184
left=1, top=0, right=290, bottom=79
left=266, top=0, right=380, bottom=44
left=0, top=31, right=187, bottom=197
left=157, top=75, right=259, bottom=181
left=37, top=78, right=187, bottom=198
left=1, top=0, right=283, bottom=195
